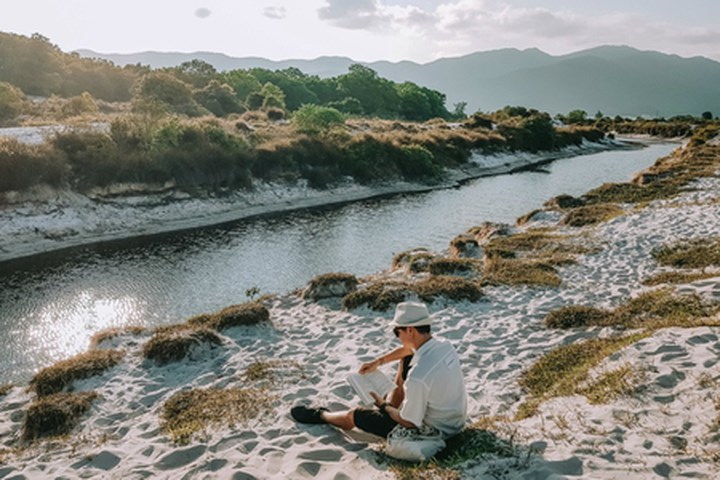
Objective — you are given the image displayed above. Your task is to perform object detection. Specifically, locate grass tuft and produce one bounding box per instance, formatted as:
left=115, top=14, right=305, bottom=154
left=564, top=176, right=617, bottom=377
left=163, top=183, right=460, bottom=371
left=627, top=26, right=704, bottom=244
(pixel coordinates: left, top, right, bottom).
left=642, top=271, right=719, bottom=286
left=89, top=326, right=146, bottom=349
left=392, top=249, right=435, bottom=273
left=428, top=257, right=480, bottom=276
left=23, top=392, right=98, bottom=441
left=161, top=387, right=275, bottom=444
left=389, top=426, right=514, bottom=480
left=30, top=350, right=124, bottom=397
left=342, top=282, right=413, bottom=311
left=482, top=258, right=561, bottom=287
left=516, top=333, right=648, bottom=419
left=143, top=325, right=222, bottom=365
left=561, top=203, right=624, bottom=227
left=414, top=276, right=484, bottom=303
left=651, top=237, right=720, bottom=269
left=581, top=365, right=638, bottom=405
left=302, top=272, right=358, bottom=300
left=190, top=302, right=270, bottom=330
left=449, top=234, right=481, bottom=258
left=0, top=384, right=12, bottom=396
left=544, top=306, right=613, bottom=329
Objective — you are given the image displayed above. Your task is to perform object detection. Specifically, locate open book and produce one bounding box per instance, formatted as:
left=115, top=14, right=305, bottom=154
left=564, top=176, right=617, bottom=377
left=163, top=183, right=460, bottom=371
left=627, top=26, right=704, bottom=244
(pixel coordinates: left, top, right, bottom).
left=348, top=370, right=396, bottom=406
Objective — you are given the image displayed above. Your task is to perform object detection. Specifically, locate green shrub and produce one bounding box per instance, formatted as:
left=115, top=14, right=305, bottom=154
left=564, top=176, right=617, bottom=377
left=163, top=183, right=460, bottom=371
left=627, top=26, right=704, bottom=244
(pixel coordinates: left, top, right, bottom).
left=0, top=138, right=67, bottom=192
left=0, top=81, right=27, bottom=124
left=292, top=104, right=345, bottom=135
left=60, top=92, right=99, bottom=118
left=30, top=350, right=124, bottom=397
left=23, top=392, right=99, bottom=441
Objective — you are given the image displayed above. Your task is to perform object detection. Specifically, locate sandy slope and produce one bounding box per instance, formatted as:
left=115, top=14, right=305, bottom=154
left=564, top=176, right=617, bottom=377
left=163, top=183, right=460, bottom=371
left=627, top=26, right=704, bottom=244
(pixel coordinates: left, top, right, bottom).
left=1, top=145, right=719, bottom=479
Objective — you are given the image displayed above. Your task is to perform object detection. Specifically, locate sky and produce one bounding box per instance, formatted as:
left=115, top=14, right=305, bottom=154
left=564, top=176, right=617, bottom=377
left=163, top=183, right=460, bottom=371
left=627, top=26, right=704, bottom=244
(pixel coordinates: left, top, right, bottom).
left=2, top=0, right=720, bottom=63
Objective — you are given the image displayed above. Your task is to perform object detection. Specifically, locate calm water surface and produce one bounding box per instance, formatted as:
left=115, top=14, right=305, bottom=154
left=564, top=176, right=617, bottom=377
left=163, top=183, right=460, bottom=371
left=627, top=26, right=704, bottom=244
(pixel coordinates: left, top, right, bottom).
left=0, top=143, right=676, bottom=382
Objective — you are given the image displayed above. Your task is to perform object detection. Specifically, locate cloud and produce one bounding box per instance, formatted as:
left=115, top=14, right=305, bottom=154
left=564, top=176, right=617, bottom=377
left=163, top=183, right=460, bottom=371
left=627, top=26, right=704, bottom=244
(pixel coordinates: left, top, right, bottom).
left=194, top=8, right=212, bottom=19
left=263, top=5, right=287, bottom=20
left=316, top=0, right=720, bottom=61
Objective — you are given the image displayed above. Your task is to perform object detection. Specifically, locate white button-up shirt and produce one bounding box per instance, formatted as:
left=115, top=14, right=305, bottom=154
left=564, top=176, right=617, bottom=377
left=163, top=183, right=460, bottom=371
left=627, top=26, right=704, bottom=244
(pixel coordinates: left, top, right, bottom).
left=399, top=337, right=467, bottom=436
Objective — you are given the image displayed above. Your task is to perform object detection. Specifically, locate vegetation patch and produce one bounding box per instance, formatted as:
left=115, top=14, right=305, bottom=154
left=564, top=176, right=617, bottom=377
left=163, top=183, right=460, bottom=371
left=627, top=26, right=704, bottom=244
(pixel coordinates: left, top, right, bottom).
left=30, top=349, right=124, bottom=397
left=581, top=365, right=638, bottom=405
left=449, top=234, right=481, bottom=258
left=161, top=387, right=275, bottom=444
left=642, top=271, right=719, bottom=286
left=23, top=392, right=99, bottom=441
left=392, top=249, right=435, bottom=273
left=89, top=326, right=146, bottom=349
left=651, top=237, right=720, bottom=269
left=543, top=194, right=584, bottom=210
left=545, top=289, right=720, bottom=330
left=302, top=272, right=359, bottom=300
left=428, top=257, right=480, bottom=276
left=482, top=258, right=561, bottom=287
left=467, top=222, right=511, bottom=243
left=414, top=276, right=484, bottom=303
left=342, top=281, right=413, bottom=311
left=388, top=426, right=515, bottom=480
left=544, top=306, right=613, bottom=329
left=0, top=384, right=12, bottom=396
left=515, top=209, right=544, bottom=226
left=516, top=333, right=648, bottom=419
left=143, top=325, right=222, bottom=365
left=242, top=359, right=305, bottom=383
left=561, top=203, right=624, bottom=227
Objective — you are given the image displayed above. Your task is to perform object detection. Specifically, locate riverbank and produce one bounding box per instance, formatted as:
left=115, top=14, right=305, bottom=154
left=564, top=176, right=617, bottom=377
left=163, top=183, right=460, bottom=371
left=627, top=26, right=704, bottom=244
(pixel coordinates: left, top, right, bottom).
left=0, top=138, right=635, bottom=265
left=1, top=138, right=718, bottom=479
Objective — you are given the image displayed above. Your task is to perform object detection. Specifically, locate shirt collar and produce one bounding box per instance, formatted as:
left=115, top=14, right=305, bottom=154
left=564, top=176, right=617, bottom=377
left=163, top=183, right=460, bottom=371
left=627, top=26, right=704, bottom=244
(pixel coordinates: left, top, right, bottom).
left=410, top=337, right=436, bottom=367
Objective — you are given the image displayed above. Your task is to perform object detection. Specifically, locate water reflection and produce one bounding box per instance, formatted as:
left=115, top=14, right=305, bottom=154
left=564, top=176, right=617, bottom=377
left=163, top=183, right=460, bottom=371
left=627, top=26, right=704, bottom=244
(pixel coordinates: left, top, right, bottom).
left=0, top=143, right=677, bottom=382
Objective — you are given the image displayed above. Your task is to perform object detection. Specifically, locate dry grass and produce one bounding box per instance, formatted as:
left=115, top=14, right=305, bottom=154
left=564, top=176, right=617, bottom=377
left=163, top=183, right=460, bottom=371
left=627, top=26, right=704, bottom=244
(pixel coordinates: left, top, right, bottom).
left=581, top=365, right=638, bottom=405
left=414, top=276, right=484, bottom=303
left=516, top=333, right=648, bottom=419
left=389, top=425, right=515, bottom=480
left=392, top=249, right=435, bottom=273
left=543, top=194, right=584, bottom=210
left=561, top=203, right=624, bottom=227
left=143, top=325, right=222, bottom=365
left=545, top=289, right=720, bottom=330
left=302, top=272, right=359, bottom=300
left=342, top=281, right=413, bottom=311
left=29, top=350, right=124, bottom=397
left=161, top=387, right=275, bottom=444
left=187, top=302, right=270, bottom=330
left=651, top=237, right=720, bottom=269
left=242, top=359, right=305, bottom=383
left=449, top=234, right=480, bottom=258
left=544, top=306, right=613, bottom=329
left=23, top=391, right=98, bottom=441
left=428, top=257, right=480, bottom=276
left=482, top=258, right=561, bottom=287
left=515, top=209, right=543, bottom=226
left=467, top=222, right=511, bottom=243
left=642, top=271, right=719, bottom=286
left=89, top=326, right=146, bottom=349
left=0, top=384, right=12, bottom=396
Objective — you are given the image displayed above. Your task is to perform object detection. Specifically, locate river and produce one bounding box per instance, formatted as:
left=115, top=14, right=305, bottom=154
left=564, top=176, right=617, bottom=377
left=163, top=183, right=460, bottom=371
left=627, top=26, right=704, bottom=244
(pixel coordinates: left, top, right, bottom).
left=0, top=142, right=676, bottom=383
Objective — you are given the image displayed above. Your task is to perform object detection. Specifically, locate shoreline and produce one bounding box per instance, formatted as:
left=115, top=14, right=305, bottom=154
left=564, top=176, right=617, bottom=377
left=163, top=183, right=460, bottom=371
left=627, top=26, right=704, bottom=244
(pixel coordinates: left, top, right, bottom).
left=0, top=138, right=647, bottom=266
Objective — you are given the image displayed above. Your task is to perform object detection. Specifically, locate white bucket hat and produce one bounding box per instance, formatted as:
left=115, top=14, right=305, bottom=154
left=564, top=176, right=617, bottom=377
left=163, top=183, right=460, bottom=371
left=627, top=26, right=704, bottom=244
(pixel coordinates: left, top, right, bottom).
left=391, top=301, right=432, bottom=328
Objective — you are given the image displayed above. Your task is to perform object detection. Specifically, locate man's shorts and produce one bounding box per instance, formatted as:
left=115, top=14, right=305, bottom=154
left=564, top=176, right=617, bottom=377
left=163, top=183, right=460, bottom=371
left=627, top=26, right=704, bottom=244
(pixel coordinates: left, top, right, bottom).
left=353, top=354, right=414, bottom=437
left=353, top=407, right=397, bottom=438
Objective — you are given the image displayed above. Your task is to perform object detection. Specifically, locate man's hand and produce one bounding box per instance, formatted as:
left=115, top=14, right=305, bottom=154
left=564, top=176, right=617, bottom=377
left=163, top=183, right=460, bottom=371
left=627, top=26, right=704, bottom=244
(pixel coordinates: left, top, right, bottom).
left=369, top=391, right=384, bottom=407
left=359, top=359, right=381, bottom=374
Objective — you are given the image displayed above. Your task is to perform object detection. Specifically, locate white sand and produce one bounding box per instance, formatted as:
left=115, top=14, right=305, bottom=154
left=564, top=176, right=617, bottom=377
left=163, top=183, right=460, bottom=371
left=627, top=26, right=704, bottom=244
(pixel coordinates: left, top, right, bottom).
left=1, top=145, right=719, bottom=479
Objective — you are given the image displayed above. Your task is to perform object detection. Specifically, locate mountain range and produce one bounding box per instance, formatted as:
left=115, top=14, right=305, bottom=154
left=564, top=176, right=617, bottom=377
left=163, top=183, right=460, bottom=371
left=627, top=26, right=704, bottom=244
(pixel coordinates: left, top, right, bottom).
left=76, top=46, right=720, bottom=117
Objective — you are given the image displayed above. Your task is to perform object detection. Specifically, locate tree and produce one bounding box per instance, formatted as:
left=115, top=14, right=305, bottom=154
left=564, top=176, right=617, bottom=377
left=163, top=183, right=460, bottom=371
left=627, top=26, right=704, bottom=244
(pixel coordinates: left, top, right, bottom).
left=221, top=70, right=262, bottom=104
left=701, top=111, right=713, bottom=120
left=336, top=64, right=399, bottom=117
left=566, top=109, right=588, bottom=124
left=260, top=82, right=286, bottom=110
left=132, top=72, right=204, bottom=116
left=452, top=102, right=467, bottom=119
left=194, top=80, right=244, bottom=117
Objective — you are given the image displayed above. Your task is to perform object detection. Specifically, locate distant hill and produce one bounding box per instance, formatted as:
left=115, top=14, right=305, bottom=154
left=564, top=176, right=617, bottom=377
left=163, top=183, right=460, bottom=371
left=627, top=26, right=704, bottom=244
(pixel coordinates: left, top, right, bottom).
left=76, top=46, right=720, bottom=117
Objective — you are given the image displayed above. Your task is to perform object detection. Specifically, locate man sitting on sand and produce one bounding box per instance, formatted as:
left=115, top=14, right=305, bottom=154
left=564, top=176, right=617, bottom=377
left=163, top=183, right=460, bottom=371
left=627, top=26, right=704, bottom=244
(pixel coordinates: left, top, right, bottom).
left=291, top=301, right=467, bottom=440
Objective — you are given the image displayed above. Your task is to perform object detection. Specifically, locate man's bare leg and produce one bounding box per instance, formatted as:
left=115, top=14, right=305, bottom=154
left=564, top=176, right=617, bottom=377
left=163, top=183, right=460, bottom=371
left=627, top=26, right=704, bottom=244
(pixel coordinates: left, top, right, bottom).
left=321, top=410, right=355, bottom=430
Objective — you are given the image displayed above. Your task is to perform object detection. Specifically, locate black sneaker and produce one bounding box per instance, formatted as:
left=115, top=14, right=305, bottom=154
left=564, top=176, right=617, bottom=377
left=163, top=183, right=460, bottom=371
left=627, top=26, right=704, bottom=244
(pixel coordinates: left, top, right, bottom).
left=291, top=405, right=328, bottom=424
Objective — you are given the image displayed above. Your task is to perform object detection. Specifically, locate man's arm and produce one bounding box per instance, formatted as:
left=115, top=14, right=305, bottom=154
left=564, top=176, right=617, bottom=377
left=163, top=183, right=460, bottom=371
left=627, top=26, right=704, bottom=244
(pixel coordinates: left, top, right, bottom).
left=369, top=391, right=418, bottom=429
left=359, top=346, right=413, bottom=374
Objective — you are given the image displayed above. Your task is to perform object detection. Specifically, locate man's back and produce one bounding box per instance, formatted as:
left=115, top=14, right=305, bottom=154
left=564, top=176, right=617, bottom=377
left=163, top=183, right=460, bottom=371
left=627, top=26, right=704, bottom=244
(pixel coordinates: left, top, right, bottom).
left=400, top=338, right=467, bottom=436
